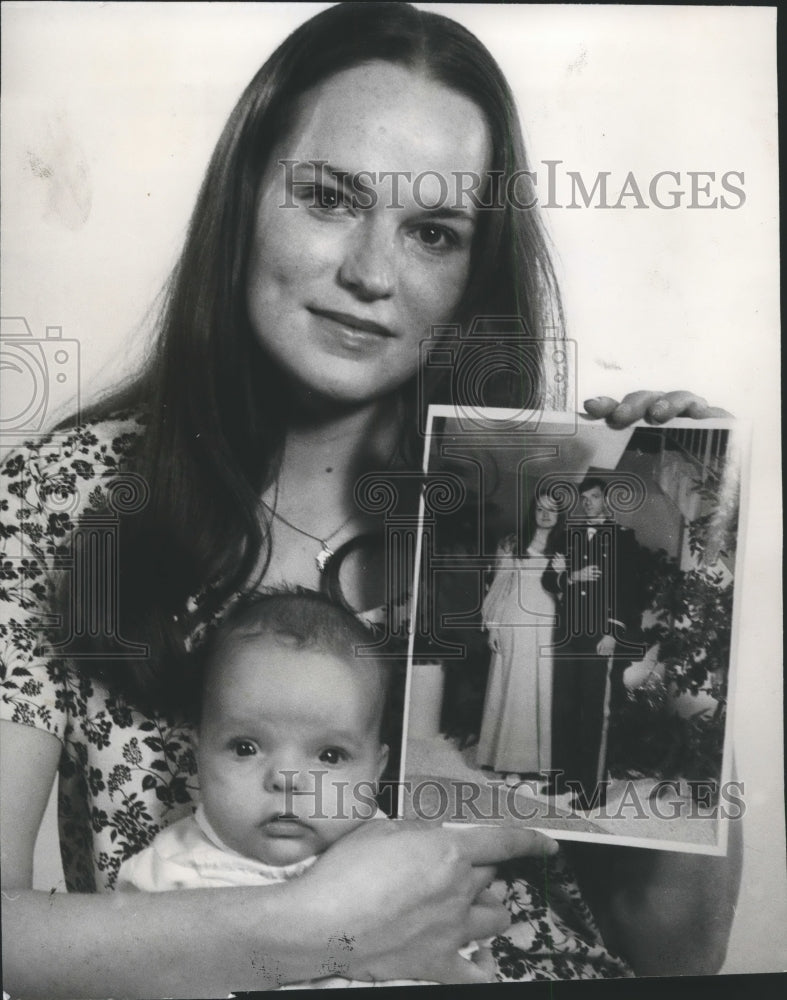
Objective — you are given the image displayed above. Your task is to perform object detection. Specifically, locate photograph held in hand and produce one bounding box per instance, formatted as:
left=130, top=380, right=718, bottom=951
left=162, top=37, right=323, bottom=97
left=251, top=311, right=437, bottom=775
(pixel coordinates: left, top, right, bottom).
left=403, top=409, right=743, bottom=856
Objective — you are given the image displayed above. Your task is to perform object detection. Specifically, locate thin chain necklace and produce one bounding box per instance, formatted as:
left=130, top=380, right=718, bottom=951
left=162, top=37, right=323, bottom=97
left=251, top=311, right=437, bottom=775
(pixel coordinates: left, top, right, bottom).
left=264, top=429, right=402, bottom=574
left=262, top=476, right=355, bottom=574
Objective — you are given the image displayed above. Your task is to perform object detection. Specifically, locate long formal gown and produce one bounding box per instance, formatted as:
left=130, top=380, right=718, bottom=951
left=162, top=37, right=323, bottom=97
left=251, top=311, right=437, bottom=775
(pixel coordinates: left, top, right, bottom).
left=476, top=539, right=556, bottom=773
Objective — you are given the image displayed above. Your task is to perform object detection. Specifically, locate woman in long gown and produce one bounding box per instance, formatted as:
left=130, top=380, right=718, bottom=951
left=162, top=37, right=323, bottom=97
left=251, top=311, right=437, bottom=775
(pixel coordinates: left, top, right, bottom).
left=477, top=497, right=563, bottom=783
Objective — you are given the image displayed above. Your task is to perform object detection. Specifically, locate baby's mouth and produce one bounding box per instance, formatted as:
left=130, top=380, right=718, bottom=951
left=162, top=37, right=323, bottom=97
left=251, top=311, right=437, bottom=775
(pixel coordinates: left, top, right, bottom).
left=262, top=813, right=311, bottom=837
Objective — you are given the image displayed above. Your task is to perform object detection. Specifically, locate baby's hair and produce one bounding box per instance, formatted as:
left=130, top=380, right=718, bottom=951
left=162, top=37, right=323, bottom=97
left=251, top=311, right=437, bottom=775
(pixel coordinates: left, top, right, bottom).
left=200, top=588, right=392, bottom=729
left=208, top=587, right=380, bottom=657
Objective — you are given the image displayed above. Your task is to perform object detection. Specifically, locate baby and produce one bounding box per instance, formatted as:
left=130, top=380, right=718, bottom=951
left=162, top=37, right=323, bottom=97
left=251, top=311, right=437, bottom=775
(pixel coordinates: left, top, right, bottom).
left=117, top=590, right=484, bottom=988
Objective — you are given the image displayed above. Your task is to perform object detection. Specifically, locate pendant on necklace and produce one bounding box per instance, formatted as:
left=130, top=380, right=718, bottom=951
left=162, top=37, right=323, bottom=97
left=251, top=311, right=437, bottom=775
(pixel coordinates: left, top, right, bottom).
left=316, top=542, right=333, bottom=573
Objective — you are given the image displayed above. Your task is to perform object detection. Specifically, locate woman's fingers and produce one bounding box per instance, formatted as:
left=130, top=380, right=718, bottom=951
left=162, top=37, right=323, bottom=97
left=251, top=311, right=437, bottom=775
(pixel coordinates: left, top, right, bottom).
left=642, top=391, right=733, bottom=422
left=466, top=896, right=511, bottom=940
left=445, top=822, right=559, bottom=866
left=644, top=390, right=709, bottom=422
left=472, top=886, right=501, bottom=907
left=436, top=891, right=510, bottom=983
left=467, top=864, right=497, bottom=896
left=585, top=390, right=665, bottom=426
left=433, top=952, right=498, bottom=985
left=681, top=403, right=735, bottom=420
left=310, top=820, right=556, bottom=985
left=582, top=395, right=623, bottom=419
left=584, top=390, right=733, bottom=427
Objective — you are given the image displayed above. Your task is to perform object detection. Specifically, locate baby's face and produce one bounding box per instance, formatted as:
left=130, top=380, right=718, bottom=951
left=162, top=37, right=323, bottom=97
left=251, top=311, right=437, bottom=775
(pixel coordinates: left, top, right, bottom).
left=197, top=635, right=389, bottom=866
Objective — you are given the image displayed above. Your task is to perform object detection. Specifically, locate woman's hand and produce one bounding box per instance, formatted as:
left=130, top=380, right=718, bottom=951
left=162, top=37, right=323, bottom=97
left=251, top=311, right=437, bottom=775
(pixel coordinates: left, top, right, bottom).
left=584, top=391, right=731, bottom=428
left=550, top=553, right=567, bottom=576
left=297, top=819, right=558, bottom=985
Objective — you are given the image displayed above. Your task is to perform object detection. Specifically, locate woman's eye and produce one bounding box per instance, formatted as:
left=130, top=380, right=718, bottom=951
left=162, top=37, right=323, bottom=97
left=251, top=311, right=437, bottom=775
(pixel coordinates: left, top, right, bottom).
left=291, top=180, right=351, bottom=214
left=318, top=747, right=346, bottom=765
left=308, top=184, right=350, bottom=212
left=413, top=223, right=458, bottom=251
left=233, top=740, right=257, bottom=757
left=315, top=185, right=341, bottom=208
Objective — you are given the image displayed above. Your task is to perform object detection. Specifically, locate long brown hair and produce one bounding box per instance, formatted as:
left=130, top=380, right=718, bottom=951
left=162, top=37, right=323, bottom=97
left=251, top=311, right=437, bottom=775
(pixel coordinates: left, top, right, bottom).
left=68, top=2, right=564, bottom=708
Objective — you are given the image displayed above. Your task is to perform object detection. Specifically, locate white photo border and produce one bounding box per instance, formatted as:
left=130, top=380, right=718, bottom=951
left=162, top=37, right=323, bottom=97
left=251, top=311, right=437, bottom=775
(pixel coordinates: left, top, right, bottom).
left=398, top=406, right=748, bottom=856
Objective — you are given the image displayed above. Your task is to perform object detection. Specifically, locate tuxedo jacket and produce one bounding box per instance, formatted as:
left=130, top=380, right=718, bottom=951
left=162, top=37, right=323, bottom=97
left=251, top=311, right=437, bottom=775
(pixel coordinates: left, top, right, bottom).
left=542, top=520, right=645, bottom=651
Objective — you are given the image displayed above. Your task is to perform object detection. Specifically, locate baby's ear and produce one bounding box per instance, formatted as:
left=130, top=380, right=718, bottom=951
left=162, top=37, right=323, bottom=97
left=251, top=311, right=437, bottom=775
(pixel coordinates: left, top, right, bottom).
left=376, top=742, right=389, bottom=780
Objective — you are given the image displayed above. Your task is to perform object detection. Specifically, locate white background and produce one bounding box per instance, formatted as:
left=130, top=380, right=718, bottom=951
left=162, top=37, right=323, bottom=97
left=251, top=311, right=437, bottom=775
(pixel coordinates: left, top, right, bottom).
left=1, top=1, right=782, bottom=977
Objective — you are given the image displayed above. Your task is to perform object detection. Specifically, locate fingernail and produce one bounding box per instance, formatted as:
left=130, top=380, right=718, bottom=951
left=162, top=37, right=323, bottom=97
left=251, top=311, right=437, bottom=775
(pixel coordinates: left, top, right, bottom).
left=651, top=399, right=668, bottom=416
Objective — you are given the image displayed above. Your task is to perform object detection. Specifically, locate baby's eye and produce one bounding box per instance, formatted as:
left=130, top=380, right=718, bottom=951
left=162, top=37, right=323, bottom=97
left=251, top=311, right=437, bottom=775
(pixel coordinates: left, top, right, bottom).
left=232, top=740, right=257, bottom=757
left=318, top=747, right=347, bottom=765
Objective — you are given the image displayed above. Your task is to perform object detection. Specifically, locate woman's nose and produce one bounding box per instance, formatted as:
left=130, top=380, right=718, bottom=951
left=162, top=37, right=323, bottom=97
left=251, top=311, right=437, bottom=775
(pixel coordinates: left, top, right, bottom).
left=338, top=218, right=395, bottom=301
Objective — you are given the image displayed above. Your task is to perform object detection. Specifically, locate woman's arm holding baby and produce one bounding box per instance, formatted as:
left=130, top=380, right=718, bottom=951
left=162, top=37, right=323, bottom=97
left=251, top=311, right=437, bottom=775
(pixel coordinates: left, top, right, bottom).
left=1, top=721, right=557, bottom=998
left=1, top=721, right=303, bottom=999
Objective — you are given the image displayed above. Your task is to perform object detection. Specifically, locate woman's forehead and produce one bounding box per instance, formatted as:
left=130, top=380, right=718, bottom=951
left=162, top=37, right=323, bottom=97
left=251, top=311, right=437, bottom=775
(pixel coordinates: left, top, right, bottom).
left=276, top=60, right=491, bottom=192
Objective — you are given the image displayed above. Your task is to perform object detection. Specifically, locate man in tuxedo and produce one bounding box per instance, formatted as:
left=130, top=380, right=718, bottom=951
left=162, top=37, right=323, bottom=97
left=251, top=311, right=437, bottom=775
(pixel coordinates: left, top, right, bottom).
left=542, top=475, right=645, bottom=809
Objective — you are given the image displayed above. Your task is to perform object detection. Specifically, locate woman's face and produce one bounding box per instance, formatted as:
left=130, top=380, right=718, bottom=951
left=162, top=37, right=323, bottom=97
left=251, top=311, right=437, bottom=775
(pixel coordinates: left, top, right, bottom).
left=246, top=61, right=491, bottom=408
left=534, top=500, right=559, bottom=529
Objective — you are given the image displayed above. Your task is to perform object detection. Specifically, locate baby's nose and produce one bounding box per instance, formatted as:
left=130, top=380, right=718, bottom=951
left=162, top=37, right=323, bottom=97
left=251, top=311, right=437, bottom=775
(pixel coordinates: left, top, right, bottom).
left=264, top=761, right=309, bottom=794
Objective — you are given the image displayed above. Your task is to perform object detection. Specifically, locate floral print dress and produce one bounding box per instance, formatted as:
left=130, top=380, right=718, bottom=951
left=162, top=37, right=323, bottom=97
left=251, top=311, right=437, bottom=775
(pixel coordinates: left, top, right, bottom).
left=0, top=414, right=632, bottom=981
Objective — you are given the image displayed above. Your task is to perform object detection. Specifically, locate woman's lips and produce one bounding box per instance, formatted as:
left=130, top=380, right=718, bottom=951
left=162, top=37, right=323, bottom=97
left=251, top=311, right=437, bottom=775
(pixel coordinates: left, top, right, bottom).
left=308, top=306, right=394, bottom=339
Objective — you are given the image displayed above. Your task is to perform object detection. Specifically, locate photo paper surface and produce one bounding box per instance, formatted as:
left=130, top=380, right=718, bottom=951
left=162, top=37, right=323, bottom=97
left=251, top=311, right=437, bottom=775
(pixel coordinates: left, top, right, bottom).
left=401, top=408, right=745, bottom=855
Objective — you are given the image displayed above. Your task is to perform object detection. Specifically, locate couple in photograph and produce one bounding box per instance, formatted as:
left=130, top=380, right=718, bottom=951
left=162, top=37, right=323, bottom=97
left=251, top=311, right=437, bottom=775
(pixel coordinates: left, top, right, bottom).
left=478, top=475, right=645, bottom=810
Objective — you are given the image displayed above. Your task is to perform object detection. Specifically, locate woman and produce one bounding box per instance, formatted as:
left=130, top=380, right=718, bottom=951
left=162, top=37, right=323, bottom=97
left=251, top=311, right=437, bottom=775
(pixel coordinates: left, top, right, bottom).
left=1, top=3, right=739, bottom=996
left=477, top=497, right=563, bottom=784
